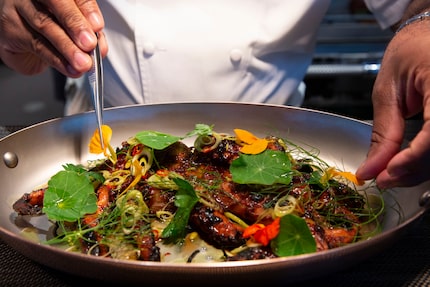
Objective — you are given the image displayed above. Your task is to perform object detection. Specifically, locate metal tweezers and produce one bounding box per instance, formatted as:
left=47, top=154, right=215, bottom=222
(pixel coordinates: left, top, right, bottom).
left=88, top=32, right=104, bottom=149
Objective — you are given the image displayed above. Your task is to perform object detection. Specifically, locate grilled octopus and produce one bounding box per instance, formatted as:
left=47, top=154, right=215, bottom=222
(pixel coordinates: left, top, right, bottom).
left=13, top=187, right=45, bottom=216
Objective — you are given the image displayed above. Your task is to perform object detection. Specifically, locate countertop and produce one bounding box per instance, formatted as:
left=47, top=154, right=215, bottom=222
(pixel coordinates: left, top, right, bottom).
left=0, top=120, right=428, bottom=287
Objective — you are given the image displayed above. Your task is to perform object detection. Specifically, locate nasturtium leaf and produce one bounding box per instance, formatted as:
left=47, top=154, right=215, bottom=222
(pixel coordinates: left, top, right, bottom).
left=136, top=124, right=213, bottom=150
left=230, top=150, right=293, bottom=185
left=135, top=130, right=181, bottom=150
left=271, top=214, right=316, bottom=257
left=43, top=170, right=98, bottom=222
left=62, top=163, right=105, bottom=186
left=161, top=178, right=199, bottom=243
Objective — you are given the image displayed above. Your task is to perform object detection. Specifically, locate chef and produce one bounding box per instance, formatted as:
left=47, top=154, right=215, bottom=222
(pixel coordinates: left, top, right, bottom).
left=1, top=0, right=429, bottom=189
left=66, top=0, right=412, bottom=115
left=0, top=0, right=409, bottom=114
left=64, top=1, right=329, bottom=114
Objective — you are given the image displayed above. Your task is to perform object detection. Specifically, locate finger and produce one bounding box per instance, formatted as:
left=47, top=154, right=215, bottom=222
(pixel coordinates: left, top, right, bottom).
left=0, top=3, right=67, bottom=75
left=4, top=24, right=84, bottom=77
left=355, top=81, right=405, bottom=181
left=72, top=0, right=107, bottom=57
left=17, top=1, right=94, bottom=75
left=377, top=75, right=430, bottom=188
left=35, top=0, right=101, bottom=51
left=74, top=0, right=107, bottom=57
left=96, top=31, right=108, bottom=58
left=73, top=0, right=104, bottom=30
left=45, top=0, right=104, bottom=50
left=375, top=121, right=430, bottom=188
left=373, top=168, right=429, bottom=189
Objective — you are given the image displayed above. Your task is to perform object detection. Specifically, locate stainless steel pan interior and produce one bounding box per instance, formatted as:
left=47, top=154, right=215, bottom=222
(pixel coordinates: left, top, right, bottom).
left=0, top=102, right=428, bottom=286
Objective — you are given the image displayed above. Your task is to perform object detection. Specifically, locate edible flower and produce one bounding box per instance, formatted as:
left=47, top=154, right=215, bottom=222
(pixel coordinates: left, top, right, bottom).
left=234, top=129, right=269, bottom=154
left=89, top=125, right=117, bottom=163
left=323, top=167, right=364, bottom=186
left=242, top=217, right=281, bottom=246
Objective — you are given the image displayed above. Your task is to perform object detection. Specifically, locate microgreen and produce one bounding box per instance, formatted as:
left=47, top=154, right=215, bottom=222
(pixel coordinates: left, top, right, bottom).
left=271, top=214, right=316, bottom=256
left=230, top=150, right=293, bottom=185
left=43, top=170, right=98, bottom=222
left=161, top=178, right=199, bottom=243
left=185, top=123, right=214, bottom=137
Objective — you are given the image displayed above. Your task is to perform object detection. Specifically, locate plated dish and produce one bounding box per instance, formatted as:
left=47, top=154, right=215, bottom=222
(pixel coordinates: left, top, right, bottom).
left=0, top=103, right=428, bottom=285
left=12, top=123, right=382, bottom=263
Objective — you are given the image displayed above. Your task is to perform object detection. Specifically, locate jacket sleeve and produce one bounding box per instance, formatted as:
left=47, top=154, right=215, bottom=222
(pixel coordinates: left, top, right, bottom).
left=364, top=0, right=411, bottom=29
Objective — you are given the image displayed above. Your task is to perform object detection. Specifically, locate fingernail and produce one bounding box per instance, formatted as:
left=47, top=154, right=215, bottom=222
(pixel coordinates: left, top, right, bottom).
left=79, top=30, right=97, bottom=49
left=376, top=182, right=390, bottom=190
left=88, top=12, right=103, bottom=28
left=74, top=51, right=91, bottom=68
left=66, top=64, right=79, bottom=76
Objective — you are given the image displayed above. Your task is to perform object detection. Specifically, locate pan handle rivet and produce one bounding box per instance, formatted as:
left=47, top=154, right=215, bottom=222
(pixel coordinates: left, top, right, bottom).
left=3, top=152, right=18, bottom=168
left=419, top=190, right=430, bottom=207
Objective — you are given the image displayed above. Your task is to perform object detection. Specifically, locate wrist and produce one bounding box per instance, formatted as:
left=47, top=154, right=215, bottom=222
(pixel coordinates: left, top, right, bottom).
left=396, top=11, right=430, bottom=33
left=392, top=0, right=430, bottom=31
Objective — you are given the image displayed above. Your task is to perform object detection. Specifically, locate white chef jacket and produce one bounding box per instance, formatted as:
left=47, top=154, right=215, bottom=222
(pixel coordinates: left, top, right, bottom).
left=64, top=0, right=411, bottom=115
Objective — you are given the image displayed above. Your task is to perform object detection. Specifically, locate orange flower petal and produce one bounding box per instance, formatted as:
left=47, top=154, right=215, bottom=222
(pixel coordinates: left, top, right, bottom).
left=239, top=138, right=269, bottom=154
left=254, top=230, right=271, bottom=246
left=234, top=129, right=268, bottom=154
left=324, top=167, right=365, bottom=186
left=234, top=129, right=258, bottom=144
left=264, top=217, right=280, bottom=239
left=242, top=218, right=280, bottom=246
left=334, top=171, right=365, bottom=186
left=243, top=223, right=265, bottom=238
left=89, top=125, right=112, bottom=155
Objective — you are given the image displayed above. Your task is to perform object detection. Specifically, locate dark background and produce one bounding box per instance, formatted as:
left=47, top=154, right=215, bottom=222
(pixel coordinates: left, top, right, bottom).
left=302, top=0, right=392, bottom=120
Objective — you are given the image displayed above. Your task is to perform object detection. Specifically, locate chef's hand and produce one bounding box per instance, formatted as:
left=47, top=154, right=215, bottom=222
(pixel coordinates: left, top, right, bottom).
left=0, top=0, right=107, bottom=77
left=355, top=20, right=430, bottom=189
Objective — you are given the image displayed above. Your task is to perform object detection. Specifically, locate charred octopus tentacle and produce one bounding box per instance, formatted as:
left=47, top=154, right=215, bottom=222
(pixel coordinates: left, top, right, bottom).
left=189, top=204, right=246, bottom=249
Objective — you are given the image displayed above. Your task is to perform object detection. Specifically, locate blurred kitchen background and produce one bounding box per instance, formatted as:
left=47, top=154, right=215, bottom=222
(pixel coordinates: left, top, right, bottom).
left=0, top=0, right=392, bottom=127
left=302, top=0, right=393, bottom=119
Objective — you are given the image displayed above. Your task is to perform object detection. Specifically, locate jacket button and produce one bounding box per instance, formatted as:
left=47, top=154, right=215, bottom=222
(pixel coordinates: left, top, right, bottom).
left=143, top=42, right=155, bottom=57
left=230, top=49, right=243, bottom=63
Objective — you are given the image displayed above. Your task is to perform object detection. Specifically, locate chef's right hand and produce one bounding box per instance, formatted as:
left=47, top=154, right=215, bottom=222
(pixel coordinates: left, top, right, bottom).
left=0, top=0, right=107, bottom=77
